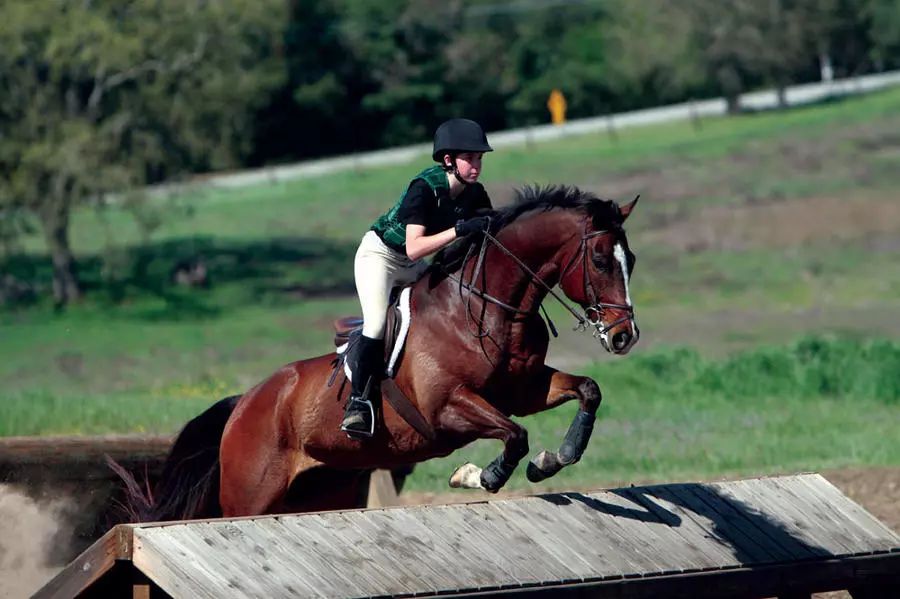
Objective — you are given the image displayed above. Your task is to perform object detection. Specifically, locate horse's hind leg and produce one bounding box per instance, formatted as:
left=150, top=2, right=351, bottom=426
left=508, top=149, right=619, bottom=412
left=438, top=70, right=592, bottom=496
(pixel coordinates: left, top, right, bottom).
left=511, top=366, right=602, bottom=483
left=442, top=387, right=529, bottom=493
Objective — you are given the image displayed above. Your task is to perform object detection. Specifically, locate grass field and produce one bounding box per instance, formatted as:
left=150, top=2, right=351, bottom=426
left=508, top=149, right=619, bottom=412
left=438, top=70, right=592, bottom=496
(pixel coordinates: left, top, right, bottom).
left=3, top=87, right=900, bottom=488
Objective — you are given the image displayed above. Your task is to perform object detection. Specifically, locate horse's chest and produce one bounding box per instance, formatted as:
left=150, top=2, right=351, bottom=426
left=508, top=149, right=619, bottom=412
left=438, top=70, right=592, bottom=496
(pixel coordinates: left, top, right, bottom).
left=505, top=350, right=545, bottom=379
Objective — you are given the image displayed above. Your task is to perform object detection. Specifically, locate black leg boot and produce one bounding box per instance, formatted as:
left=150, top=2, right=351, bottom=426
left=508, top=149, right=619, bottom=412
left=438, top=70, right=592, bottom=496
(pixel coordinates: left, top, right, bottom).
left=341, top=335, right=384, bottom=439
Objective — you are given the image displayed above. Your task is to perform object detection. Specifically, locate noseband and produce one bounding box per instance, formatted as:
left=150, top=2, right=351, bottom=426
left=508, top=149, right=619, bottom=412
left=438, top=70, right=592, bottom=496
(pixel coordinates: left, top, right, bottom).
left=446, top=221, right=634, bottom=340
left=560, top=228, right=635, bottom=338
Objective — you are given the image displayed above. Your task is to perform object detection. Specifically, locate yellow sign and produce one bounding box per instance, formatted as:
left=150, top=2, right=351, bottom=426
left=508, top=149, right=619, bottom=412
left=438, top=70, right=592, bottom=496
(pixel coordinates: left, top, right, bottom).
left=547, top=89, right=567, bottom=125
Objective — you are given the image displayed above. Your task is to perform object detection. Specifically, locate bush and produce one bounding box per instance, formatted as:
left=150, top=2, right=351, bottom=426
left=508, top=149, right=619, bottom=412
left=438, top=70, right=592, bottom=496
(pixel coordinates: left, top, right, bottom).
left=586, top=335, right=900, bottom=404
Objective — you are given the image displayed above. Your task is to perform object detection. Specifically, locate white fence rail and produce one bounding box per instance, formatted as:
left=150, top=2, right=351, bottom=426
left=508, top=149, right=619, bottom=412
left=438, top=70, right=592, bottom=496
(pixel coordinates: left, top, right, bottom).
left=199, top=70, right=900, bottom=191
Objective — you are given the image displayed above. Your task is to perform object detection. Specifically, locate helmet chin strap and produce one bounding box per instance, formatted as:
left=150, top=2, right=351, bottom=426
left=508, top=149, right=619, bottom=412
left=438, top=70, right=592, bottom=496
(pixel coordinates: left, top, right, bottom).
left=445, top=155, right=468, bottom=186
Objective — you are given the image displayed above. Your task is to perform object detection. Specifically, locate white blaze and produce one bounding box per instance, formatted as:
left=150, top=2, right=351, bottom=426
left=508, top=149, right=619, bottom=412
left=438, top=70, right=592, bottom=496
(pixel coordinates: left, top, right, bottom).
left=613, top=242, right=633, bottom=307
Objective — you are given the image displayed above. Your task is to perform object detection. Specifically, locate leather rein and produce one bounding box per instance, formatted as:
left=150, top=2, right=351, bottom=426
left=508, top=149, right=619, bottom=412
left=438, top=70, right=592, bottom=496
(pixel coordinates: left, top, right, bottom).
left=444, top=220, right=634, bottom=340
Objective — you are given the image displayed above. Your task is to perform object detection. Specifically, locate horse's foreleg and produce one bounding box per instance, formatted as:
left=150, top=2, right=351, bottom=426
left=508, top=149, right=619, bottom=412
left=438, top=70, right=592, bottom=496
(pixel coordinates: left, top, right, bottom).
left=442, top=386, right=529, bottom=493
left=513, top=367, right=602, bottom=483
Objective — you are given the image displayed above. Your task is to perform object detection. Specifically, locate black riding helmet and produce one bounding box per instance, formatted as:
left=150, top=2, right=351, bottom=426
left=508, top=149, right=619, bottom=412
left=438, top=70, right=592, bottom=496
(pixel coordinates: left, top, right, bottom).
left=432, top=118, right=493, bottom=163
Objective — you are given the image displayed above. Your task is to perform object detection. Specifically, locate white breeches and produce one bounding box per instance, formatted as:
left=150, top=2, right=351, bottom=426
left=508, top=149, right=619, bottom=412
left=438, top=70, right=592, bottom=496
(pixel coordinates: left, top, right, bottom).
left=354, top=231, right=428, bottom=339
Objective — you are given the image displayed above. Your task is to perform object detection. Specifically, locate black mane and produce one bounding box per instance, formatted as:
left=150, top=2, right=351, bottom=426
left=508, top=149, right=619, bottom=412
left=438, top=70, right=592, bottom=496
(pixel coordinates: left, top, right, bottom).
left=432, top=185, right=624, bottom=274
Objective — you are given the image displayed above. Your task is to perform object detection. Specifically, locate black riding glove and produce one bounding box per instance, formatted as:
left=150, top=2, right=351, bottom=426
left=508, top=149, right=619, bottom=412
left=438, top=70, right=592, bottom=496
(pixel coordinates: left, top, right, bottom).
left=455, top=216, right=490, bottom=237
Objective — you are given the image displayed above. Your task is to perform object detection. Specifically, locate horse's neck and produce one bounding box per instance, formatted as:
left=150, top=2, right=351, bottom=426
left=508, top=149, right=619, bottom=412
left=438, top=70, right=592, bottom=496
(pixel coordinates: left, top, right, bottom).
left=480, top=213, right=576, bottom=315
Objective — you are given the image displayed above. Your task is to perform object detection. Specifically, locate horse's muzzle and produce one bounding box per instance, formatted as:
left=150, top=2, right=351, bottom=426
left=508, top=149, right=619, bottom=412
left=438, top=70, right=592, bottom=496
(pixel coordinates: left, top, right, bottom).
left=602, top=322, right=639, bottom=355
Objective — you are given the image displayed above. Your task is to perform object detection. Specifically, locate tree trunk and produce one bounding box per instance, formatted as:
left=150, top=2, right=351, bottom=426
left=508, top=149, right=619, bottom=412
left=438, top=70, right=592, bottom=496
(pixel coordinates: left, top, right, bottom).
left=40, top=204, right=81, bottom=308
left=717, top=65, right=743, bottom=114
left=776, top=84, right=788, bottom=109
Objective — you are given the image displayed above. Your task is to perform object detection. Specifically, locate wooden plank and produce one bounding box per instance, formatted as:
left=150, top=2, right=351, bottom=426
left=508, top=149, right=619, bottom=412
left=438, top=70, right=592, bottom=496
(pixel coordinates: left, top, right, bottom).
left=333, top=508, right=452, bottom=594
left=399, top=503, right=529, bottom=590
left=141, top=524, right=281, bottom=599
left=416, top=503, right=537, bottom=585
left=348, top=508, right=461, bottom=591
left=133, top=528, right=232, bottom=599
left=326, top=509, right=436, bottom=594
left=192, top=520, right=329, bottom=598
left=370, top=504, right=506, bottom=592
left=542, top=492, right=685, bottom=576
left=525, top=492, right=703, bottom=576
left=486, top=498, right=602, bottom=580
left=709, top=478, right=832, bottom=560
left=249, top=518, right=373, bottom=598
left=798, top=474, right=900, bottom=550
left=662, top=484, right=777, bottom=564
left=449, top=499, right=590, bottom=584
left=705, top=479, right=821, bottom=560
left=619, top=486, right=740, bottom=569
left=515, top=497, right=605, bottom=560
left=650, top=483, right=778, bottom=565
left=444, top=551, right=900, bottom=599
left=275, top=515, right=392, bottom=596
left=739, top=476, right=860, bottom=556
left=767, top=476, right=872, bottom=556
left=685, top=483, right=796, bottom=563
left=615, top=487, right=740, bottom=570
left=603, top=487, right=732, bottom=571
left=33, top=525, right=134, bottom=599
left=280, top=511, right=417, bottom=596
left=451, top=499, right=589, bottom=584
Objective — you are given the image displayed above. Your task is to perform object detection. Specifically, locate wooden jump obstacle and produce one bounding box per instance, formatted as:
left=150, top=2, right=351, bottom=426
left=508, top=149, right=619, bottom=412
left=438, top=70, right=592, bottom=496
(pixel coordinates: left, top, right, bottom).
left=36, top=473, right=900, bottom=598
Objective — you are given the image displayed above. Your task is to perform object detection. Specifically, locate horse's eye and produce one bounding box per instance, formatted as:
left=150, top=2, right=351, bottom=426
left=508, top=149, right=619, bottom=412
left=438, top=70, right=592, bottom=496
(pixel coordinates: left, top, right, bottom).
left=591, top=254, right=609, bottom=272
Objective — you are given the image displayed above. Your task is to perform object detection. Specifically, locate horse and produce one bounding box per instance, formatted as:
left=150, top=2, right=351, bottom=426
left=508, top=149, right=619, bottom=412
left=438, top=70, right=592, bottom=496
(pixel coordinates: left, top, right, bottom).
left=115, top=185, right=639, bottom=521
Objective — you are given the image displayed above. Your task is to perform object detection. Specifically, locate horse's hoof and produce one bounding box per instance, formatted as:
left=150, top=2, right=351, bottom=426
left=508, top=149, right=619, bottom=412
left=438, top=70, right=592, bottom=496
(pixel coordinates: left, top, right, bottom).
left=449, top=463, right=484, bottom=490
left=526, top=451, right=562, bottom=483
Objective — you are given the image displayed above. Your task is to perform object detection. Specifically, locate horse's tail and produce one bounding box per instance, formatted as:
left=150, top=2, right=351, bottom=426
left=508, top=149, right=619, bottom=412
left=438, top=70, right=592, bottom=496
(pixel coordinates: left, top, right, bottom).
left=107, top=394, right=241, bottom=522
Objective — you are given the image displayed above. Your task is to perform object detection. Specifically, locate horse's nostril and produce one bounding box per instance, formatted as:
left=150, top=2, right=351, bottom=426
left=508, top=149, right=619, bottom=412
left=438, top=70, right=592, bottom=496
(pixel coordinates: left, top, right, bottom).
left=612, top=331, right=630, bottom=350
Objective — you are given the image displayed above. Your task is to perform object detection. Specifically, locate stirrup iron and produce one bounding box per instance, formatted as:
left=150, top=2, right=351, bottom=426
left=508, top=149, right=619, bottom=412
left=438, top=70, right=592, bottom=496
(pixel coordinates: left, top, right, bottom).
left=341, top=377, right=376, bottom=440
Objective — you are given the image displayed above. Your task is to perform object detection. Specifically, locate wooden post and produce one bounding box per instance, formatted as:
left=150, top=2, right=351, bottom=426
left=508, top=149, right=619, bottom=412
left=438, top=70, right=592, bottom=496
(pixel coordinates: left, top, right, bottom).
left=366, top=469, right=400, bottom=508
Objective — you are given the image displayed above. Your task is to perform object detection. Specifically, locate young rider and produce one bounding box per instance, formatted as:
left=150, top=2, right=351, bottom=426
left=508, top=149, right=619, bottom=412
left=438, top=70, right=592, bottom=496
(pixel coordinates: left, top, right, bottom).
left=341, top=118, right=494, bottom=439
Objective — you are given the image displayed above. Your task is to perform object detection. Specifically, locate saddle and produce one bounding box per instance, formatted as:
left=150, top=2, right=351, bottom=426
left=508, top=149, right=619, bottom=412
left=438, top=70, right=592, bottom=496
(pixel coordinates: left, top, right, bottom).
left=332, top=287, right=411, bottom=379
left=329, top=288, right=435, bottom=441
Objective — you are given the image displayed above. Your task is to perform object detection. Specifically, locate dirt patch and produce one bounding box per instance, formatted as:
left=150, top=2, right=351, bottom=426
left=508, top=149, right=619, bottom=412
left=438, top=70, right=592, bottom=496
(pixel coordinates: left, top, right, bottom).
left=641, top=193, right=900, bottom=252
left=0, top=487, right=73, bottom=599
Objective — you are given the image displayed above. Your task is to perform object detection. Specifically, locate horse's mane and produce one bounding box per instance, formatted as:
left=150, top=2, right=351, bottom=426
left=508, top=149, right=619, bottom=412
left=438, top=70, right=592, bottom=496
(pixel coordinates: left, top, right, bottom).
left=432, top=185, right=624, bottom=274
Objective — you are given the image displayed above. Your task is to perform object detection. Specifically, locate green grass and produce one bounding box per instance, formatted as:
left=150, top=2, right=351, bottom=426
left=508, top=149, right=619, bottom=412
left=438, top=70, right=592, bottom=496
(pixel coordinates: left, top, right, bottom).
left=404, top=336, right=900, bottom=491
left=2, top=88, right=900, bottom=491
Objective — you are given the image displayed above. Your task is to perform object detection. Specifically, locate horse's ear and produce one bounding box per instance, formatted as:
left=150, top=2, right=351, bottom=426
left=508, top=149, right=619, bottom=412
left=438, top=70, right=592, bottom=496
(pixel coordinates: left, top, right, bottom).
left=620, top=195, right=639, bottom=221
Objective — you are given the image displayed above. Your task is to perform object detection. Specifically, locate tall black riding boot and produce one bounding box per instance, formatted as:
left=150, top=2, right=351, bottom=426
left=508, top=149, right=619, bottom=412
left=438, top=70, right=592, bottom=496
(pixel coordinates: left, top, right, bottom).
left=341, top=335, right=384, bottom=439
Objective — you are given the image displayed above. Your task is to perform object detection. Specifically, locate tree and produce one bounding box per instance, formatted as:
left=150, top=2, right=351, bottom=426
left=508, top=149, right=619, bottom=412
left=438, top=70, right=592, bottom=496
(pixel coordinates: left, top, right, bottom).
left=0, top=0, right=286, bottom=307
left=604, top=0, right=706, bottom=111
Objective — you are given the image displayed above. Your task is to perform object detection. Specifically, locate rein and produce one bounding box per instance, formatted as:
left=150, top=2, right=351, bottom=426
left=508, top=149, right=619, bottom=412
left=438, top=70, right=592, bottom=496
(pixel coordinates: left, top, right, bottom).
left=445, top=223, right=634, bottom=340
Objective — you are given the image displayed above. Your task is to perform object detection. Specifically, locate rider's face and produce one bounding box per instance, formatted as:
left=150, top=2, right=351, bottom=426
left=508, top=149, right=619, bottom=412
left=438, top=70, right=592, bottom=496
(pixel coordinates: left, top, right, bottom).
left=446, top=152, right=484, bottom=183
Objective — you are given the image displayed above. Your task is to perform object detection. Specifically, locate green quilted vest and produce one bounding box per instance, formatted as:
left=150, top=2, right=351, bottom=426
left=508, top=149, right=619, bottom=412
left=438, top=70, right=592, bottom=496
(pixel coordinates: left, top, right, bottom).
left=371, top=165, right=449, bottom=251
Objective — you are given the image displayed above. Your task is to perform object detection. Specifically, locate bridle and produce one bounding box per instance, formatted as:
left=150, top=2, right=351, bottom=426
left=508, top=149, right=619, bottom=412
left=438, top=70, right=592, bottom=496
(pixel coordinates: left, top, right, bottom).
left=445, top=219, right=635, bottom=340
left=559, top=227, right=635, bottom=337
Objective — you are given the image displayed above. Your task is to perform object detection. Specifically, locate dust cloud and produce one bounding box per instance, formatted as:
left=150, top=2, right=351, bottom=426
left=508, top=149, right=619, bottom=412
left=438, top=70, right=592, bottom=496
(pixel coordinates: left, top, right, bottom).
left=0, top=485, right=70, bottom=599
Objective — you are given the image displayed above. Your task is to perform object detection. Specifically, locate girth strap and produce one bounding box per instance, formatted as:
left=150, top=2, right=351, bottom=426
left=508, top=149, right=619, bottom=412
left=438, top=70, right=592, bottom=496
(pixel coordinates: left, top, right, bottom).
left=382, top=378, right=436, bottom=442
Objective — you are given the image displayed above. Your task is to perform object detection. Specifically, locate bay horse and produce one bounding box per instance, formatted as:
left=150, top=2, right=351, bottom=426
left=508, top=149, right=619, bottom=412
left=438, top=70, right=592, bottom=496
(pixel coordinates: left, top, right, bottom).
left=116, top=185, right=639, bottom=521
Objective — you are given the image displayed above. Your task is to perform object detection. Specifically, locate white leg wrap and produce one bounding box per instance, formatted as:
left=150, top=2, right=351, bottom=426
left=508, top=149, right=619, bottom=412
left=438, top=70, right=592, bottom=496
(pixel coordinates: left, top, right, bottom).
left=448, top=463, right=484, bottom=490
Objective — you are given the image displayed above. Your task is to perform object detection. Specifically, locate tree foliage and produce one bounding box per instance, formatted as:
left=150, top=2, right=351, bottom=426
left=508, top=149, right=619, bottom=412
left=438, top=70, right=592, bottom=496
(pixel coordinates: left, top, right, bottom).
left=0, top=0, right=286, bottom=306
left=2, top=0, right=899, bottom=305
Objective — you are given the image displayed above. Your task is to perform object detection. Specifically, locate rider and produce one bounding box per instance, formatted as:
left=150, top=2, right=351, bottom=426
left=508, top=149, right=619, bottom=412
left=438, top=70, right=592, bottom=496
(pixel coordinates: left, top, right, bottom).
left=341, top=118, right=495, bottom=439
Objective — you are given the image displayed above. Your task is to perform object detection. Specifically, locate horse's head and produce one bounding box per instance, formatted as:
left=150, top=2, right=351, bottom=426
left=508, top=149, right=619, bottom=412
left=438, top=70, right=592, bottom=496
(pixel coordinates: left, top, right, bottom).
left=557, top=197, right=639, bottom=354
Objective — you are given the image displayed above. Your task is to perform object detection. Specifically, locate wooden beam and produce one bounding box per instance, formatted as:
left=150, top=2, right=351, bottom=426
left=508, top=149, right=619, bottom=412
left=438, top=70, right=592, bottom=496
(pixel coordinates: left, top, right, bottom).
left=32, top=525, right=135, bottom=599
left=366, top=469, right=400, bottom=508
